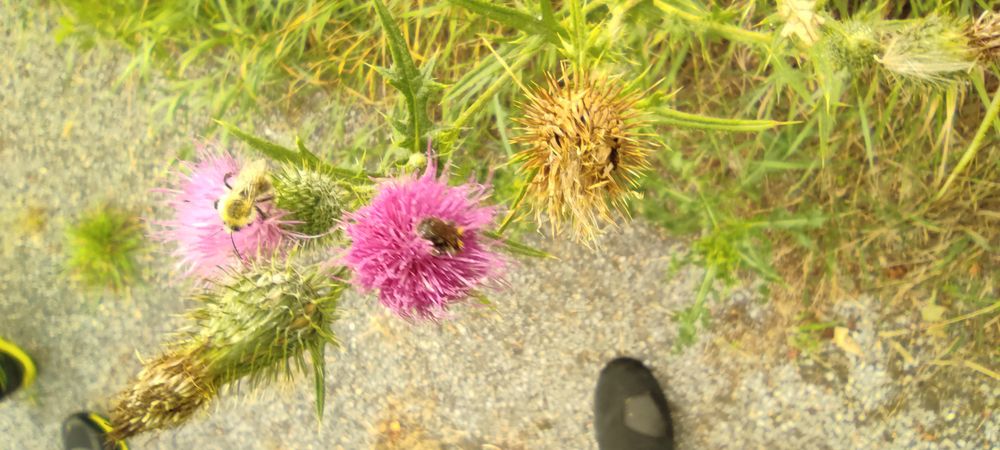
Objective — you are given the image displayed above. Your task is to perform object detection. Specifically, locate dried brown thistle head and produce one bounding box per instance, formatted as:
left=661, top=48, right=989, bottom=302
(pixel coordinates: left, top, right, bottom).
left=108, top=349, right=215, bottom=441
left=513, top=72, right=649, bottom=244
left=970, top=11, right=1000, bottom=62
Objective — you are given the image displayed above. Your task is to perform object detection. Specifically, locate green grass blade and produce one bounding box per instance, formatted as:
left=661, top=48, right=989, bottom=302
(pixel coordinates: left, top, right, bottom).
left=540, top=0, right=559, bottom=32
left=855, top=90, right=876, bottom=172
left=568, top=0, right=585, bottom=69
left=935, top=85, right=1000, bottom=200
left=492, top=94, right=513, bottom=157
left=651, top=107, right=793, bottom=131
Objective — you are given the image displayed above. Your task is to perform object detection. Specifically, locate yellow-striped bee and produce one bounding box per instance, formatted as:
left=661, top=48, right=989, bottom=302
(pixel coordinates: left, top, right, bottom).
left=215, top=159, right=274, bottom=233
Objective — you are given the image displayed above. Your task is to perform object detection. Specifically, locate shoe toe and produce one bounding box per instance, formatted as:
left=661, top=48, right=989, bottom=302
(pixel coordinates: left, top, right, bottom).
left=594, top=357, right=673, bottom=450
left=62, top=412, right=122, bottom=450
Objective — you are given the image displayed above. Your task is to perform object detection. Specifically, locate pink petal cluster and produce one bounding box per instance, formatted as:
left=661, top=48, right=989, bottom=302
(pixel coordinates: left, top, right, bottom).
left=344, top=162, right=506, bottom=320
left=155, top=146, right=290, bottom=279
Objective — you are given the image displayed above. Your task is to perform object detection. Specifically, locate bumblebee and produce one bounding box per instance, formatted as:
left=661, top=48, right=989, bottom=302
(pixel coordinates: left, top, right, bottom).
left=416, top=217, right=464, bottom=256
left=215, top=159, right=274, bottom=233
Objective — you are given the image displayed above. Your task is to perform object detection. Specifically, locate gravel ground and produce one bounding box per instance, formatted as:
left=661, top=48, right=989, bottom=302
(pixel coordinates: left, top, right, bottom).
left=1, top=5, right=996, bottom=450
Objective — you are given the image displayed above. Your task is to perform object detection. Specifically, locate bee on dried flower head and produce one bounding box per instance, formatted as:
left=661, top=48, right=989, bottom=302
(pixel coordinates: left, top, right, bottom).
left=513, top=72, right=650, bottom=244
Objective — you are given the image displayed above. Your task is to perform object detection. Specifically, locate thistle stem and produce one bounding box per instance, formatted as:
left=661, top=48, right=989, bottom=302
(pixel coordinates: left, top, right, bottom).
left=496, top=168, right=537, bottom=235
left=934, top=85, right=1000, bottom=201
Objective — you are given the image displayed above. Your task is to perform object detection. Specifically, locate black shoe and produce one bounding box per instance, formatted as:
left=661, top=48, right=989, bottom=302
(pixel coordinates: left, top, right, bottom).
left=0, top=337, right=36, bottom=401
left=594, top=357, right=674, bottom=450
left=62, top=412, right=129, bottom=450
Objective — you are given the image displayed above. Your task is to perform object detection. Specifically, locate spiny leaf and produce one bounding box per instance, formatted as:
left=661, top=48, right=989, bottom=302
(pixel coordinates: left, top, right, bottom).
left=540, top=0, right=559, bottom=32
left=215, top=119, right=305, bottom=164
left=294, top=136, right=322, bottom=166
left=448, top=0, right=561, bottom=43
left=372, top=0, right=419, bottom=82
left=309, top=342, right=326, bottom=419
left=216, top=120, right=369, bottom=179
left=372, top=0, right=439, bottom=154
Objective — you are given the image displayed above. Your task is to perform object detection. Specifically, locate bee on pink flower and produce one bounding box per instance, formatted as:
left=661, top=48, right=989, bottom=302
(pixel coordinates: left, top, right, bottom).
left=154, top=146, right=293, bottom=279
left=343, top=159, right=506, bottom=320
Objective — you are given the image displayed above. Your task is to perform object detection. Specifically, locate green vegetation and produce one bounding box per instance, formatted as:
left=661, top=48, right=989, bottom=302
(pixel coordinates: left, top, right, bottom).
left=54, top=1, right=998, bottom=370
left=64, top=204, right=144, bottom=292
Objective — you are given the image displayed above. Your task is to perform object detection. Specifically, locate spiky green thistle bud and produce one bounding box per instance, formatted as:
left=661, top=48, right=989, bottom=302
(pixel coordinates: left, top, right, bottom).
left=877, top=15, right=976, bottom=85
left=822, top=20, right=881, bottom=74
left=404, top=152, right=427, bottom=171
left=191, top=258, right=343, bottom=392
left=273, top=165, right=348, bottom=239
left=109, top=258, right=345, bottom=440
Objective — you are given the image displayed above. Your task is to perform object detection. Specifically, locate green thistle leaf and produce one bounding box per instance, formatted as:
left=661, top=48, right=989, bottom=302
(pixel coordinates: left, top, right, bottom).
left=216, top=120, right=372, bottom=179
left=215, top=119, right=313, bottom=166
left=448, top=0, right=562, bottom=43
left=309, top=341, right=326, bottom=419
left=372, top=0, right=442, bottom=154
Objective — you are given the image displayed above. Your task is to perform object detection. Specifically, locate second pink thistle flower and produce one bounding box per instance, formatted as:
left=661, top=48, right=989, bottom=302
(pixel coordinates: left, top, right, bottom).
left=344, top=163, right=506, bottom=320
left=156, top=147, right=291, bottom=278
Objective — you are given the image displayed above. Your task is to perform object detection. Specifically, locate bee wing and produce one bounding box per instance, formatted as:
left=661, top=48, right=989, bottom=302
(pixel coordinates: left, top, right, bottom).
left=234, top=160, right=269, bottom=199
left=241, top=178, right=261, bottom=200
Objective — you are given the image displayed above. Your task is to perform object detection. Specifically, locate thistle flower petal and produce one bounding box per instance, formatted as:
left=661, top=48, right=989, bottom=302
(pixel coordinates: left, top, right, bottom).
left=513, top=72, right=650, bottom=244
left=153, top=145, right=293, bottom=279
left=343, top=161, right=506, bottom=320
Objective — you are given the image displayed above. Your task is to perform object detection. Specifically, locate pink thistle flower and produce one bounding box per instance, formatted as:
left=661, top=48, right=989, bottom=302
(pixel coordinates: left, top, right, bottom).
left=344, top=162, right=506, bottom=320
left=155, top=146, right=292, bottom=279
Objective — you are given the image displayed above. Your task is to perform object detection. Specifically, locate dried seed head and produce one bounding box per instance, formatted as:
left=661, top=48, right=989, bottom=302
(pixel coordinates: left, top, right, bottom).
left=970, top=11, right=1000, bottom=62
left=109, top=349, right=214, bottom=441
left=877, top=15, right=976, bottom=85
left=513, top=73, right=649, bottom=244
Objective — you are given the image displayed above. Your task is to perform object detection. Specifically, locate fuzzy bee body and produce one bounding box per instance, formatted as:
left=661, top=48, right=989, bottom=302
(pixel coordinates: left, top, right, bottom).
left=217, top=160, right=273, bottom=233
left=416, top=217, right=464, bottom=256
